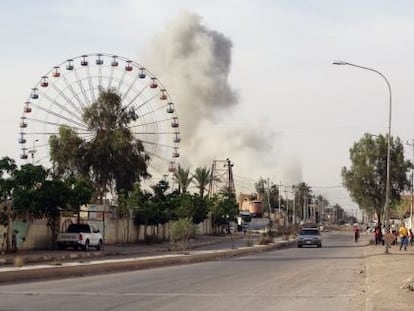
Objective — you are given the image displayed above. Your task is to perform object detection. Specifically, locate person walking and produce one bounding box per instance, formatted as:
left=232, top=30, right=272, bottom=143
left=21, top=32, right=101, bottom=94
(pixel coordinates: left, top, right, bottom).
left=354, top=226, right=360, bottom=243
left=399, top=223, right=409, bottom=251
left=409, top=228, right=414, bottom=246
left=374, top=226, right=383, bottom=245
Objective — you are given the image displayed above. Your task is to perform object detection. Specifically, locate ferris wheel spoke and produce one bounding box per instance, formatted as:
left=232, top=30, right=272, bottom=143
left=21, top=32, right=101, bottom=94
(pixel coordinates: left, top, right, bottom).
left=141, top=140, right=176, bottom=150
left=34, top=90, right=83, bottom=124
left=121, top=74, right=140, bottom=101
left=98, top=65, right=103, bottom=88
left=134, top=93, right=158, bottom=112
left=117, top=70, right=127, bottom=94
left=133, top=131, right=177, bottom=136
left=61, top=75, right=87, bottom=113
left=107, top=66, right=115, bottom=90
left=136, top=94, right=158, bottom=110
left=136, top=105, right=171, bottom=120
left=86, top=66, right=96, bottom=103
left=30, top=103, right=87, bottom=129
left=123, top=86, right=148, bottom=111
left=126, top=99, right=169, bottom=119
left=128, top=118, right=172, bottom=130
left=144, top=151, right=171, bottom=162
left=25, top=117, right=87, bottom=132
left=50, top=80, right=83, bottom=116
left=73, top=68, right=91, bottom=107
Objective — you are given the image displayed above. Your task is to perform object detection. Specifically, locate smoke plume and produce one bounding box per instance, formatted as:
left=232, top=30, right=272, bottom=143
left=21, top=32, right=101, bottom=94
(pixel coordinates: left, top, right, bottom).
left=141, top=11, right=302, bottom=191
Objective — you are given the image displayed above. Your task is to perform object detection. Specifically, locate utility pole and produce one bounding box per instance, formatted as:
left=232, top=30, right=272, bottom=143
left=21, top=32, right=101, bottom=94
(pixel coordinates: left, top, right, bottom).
left=292, top=190, right=296, bottom=225
left=303, top=195, right=307, bottom=222
left=208, top=158, right=235, bottom=198
left=278, top=181, right=282, bottom=214
left=267, top=178, right=272, bottom=228
left=225, top=158, right=235, bottom=193
left=284, top=184, right=289, bottom=226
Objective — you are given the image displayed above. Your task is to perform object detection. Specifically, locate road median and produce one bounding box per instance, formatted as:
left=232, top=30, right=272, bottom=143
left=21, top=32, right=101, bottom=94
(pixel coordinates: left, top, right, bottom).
left=0, top=239, right=295, bottom=283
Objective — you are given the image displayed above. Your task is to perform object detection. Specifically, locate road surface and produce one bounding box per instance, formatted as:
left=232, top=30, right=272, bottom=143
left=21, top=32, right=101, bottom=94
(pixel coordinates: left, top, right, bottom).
left=0, top=231, right=366, bottom=311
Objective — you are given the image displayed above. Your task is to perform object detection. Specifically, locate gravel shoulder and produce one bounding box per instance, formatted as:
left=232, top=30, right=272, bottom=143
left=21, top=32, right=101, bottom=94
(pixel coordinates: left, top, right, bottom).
left=363, top=242, right=414, bottom=310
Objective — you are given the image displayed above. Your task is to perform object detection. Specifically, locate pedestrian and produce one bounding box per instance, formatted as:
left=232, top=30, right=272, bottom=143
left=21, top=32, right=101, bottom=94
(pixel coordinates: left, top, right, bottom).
left=392, top=229, right=398, bottom=245
left=399, top=223, right=409, bottom=251
left=374, top=226, right=382, bottom=245
left=410, top=228, right=414, bottom=246
left=354, top=226, right=360, bottom=243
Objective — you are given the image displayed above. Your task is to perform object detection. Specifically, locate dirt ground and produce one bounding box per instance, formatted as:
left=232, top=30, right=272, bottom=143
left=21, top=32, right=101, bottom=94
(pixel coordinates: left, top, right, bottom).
left=363, top=242, right=414, bottom=310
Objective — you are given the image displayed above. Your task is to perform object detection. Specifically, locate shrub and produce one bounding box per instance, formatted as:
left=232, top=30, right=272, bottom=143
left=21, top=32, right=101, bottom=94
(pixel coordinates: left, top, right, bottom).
left=278, top=224, right=299, bottom=240
left=170, top=218, right=197, bottom=251
left=13, top=256, right=25, bottom=268
left=246, top=239, right=254, bottom=247
left=258, top=233, right=274, bottom=245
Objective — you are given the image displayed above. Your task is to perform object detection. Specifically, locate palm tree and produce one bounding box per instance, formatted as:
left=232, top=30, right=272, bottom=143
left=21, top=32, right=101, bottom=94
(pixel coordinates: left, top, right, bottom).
left=316, top=194, right=329, bottom=223
left=192, top=166, right=213, bottom=198
left=292, top=182, right=312, bottom=221
left=174, top=165, right=193, bottom=194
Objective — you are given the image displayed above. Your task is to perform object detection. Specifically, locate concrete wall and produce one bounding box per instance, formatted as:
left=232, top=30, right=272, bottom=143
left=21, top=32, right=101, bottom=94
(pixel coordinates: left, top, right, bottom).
left=5, top=212, right=214, bottom=250
left=1, top=219, right=52, bottom=251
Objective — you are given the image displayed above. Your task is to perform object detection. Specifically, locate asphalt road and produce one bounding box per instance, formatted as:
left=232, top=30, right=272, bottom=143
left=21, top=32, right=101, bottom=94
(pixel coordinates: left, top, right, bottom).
left=0, top=231, right=366, bottom=311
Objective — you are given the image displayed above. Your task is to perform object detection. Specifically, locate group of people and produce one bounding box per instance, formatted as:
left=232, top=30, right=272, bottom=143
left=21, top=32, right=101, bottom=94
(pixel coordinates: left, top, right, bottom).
left=372, top=223, right=414, bottom=250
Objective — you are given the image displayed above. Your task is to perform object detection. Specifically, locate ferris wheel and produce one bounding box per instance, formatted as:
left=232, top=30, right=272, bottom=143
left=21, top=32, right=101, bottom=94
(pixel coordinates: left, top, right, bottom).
left=18, top=53, right=180, bottom=177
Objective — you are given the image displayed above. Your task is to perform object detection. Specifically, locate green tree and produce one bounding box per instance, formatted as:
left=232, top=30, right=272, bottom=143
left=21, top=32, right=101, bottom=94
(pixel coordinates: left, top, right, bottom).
left=83, top=88, right=150, bottom=198
left=12, top=164, right=48, bottom=218
left=0, top=157, right=18, bottom=251
left=255, top=177, right=266, bottom=196
left=292, top=182, right=312, bottom=221
left=192, top=166, right=214, bottom=198
left=50, top=88, right=150, bottom=202
left=342, top=133, right=412, bottom=225
left=255, top=178, right=280, bottom=212
left=64, top=176, right=94, bottom=222
left=34, top=179, right=71, bottom=244
left=172, top=193, right=209, bottom=224
left=209, top=190, right=238, bottom=233
left=12, top=165, right=83, bottom=246
left=128, top=183, right=165, bottom=241
left=49, top=125, right=84, bottom=177
left=315, top=194, right=329, bottom=223
left=150, top=179, right=172, bottom=225
left=174, top=165, right=193, bottom=194
left=129, top=183, right=152, bottom=224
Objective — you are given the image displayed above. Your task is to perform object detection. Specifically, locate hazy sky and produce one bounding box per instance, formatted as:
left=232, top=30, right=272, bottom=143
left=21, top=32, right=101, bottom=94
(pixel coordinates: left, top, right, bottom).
left=2, top=0, right=414, bottom=213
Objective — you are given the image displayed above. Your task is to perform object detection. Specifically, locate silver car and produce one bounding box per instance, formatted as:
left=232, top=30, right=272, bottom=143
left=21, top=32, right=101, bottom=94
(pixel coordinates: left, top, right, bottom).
left=297, top=228, right=322, bottom=248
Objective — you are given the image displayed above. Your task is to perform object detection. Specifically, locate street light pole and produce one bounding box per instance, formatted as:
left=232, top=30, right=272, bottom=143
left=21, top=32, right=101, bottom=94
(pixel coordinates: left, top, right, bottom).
left=333, top=60, right=392, bottom=254
left=267, top=178, right=272, bottom=229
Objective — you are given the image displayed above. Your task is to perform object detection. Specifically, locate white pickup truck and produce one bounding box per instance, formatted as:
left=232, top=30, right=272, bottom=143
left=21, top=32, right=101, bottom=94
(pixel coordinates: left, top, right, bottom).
left=56, top=223, right=103, bottom=251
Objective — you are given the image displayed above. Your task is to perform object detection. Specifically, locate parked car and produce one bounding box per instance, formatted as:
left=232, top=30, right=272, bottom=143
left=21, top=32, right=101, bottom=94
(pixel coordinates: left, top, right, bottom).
left=56, top=223, right=103, bottom=251
left=297, top=227, right=322, bottom=248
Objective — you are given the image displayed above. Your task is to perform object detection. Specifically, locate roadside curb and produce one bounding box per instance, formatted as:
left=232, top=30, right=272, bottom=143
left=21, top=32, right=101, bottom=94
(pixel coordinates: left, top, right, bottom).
left=0, top=240, right=296, bottom=283
left=0, top=251, right=104, bottom=266
left=0, top=235, right=246, bottom=266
